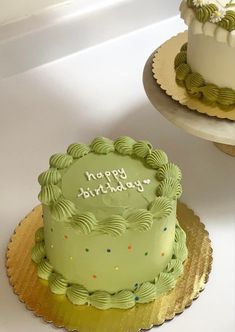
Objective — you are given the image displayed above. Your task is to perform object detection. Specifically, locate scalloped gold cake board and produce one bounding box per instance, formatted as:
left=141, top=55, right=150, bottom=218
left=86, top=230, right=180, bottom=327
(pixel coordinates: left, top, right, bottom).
left=6, top=203, right=212, bottom=332
left=152, top=31, right=235, bottom=121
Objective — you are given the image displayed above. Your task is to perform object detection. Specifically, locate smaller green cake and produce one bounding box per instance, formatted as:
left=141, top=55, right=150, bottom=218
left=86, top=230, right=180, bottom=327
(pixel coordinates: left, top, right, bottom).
left=32, top=136, right=187, bottom=310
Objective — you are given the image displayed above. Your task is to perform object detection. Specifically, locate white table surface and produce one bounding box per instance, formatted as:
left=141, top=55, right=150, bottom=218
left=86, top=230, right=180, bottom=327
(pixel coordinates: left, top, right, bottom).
left=0, top=15, right=235, bottom=332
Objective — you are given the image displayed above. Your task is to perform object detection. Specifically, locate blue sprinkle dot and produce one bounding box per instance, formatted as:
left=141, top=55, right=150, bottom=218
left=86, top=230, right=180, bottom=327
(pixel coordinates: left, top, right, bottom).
left=85, top=248, right=89, bottom=252
left=107, top=249, right=111, bottom=253
left=135, top=296, right=140, bottom=301
left=134, top=283, right=138, bottom=288
left=164, top=227, right=167, bottom=231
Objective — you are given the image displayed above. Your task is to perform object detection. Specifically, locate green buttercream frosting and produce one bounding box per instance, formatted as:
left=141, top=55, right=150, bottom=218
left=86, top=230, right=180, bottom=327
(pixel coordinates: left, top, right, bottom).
left=66, top=285, right=89, bottom=305
left=38, top=136, right=183, bottom=232
left=200, top=84, right=220, bottom=103
left=38, top=184, right=62, bottom=205
left=221, top=10, right=235, bottom=31
left=133, top=140, right=152, bottom=158
left=175, top=63, right=191, bottom=81
left=38, top=168, right=61, bottom=186
left=195, top=4, right=217, bottom=23
left=187, top=1, right=235, bottom=32
left=112, top=290, right=135, bottom=309
left=149, top=197, right=173, bottom=219
left=49, top=153, right=73, bottom=169
left=114, top=136, right=136, bottom=155
left=126, top=209, right=153, bottom=232
left=166, top=259, right=184, bottom=279
left=218, top=88, right=235, bottom=106
left=31, top=242, right=45, bottom=264
left=187, top=0, right=194, bottom=8
left=97, top=215, right=127, bottom=237
left=146, top=149, right=168, bottom=169
left=35, top=227, right=44, bottom=242
left=90, top=137, right=115, bottom=154
left=185, top=72, right=205, bottom=97
left=50, top=198, right=77, bottom=221
left=157, top=163, right=182, bottom=181
left=38, top=258, right=53, bottom=280
left=67, top=143, right=91, bottom=159
left=71, top=212, right=97, bottom=234
left=180, top=43, right=188, bottom=52
left=174, top=51, right=187, bottom=69
left=49, top=273, right=68, bottom=295
left=154, top=272, right=175, bottom=296
left=32, top=224, right=187, bottom=309
left=135, top=282, right=157, bottom=304
left=157, top=178, right=182, bottom=200
left=175, top=44, right=235, bottom=109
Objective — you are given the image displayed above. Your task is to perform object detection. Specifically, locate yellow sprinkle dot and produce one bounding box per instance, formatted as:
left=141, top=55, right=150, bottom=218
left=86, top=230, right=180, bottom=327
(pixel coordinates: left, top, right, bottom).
left=69, top=256, right=73, bottom=260
left=115, top=266, right=119, bottom=271
left=50, top=244, right=54, bottom=249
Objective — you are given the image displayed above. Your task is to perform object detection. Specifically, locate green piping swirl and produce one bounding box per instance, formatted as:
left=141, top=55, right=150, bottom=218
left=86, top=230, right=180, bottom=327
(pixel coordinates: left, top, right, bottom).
left=70, top=203, right=171, bottom=237
left=175, top=43, right=235, bottom=109
left=32, top=224, right=187, bottom=310
left=186, top=0, right=235, bottom=32
left=38, top=137, right=182, bottom=235
left=67, top=143, right=91, bottom=159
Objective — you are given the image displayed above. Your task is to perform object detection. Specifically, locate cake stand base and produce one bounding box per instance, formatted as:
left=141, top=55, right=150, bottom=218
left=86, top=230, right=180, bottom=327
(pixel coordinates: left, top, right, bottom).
left=6, top=203, right=212, bottom=332
left=214, top=143, right=235, bottom=157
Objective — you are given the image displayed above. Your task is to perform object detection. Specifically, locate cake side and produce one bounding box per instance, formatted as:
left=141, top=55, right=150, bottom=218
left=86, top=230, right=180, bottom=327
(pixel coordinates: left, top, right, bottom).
left=32, top=136, right=187, bottom=309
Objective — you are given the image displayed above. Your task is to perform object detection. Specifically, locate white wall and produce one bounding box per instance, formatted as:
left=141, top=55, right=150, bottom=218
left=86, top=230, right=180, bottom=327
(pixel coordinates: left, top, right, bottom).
left=0, top=0, right=181, bottom=25
left=0, top=0, right=68, bottom=24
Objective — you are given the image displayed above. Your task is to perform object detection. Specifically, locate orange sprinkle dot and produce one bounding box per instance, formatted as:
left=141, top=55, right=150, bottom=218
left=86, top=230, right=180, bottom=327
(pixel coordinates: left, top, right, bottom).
left=92, top=275, right=97, bottom=279
left=161, top=252, right=165, bottom=257
left=64, top=235, right=68, bottom=239
left=128, top=245, right=132, bottom=251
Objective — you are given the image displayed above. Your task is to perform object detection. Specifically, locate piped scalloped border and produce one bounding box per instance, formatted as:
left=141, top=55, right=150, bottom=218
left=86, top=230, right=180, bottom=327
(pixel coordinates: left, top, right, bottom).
left=32, top=224, right=188, bottom=310
left=180, top=0, right=235, bottom=47
left=38, top=136, right=182, bottom=236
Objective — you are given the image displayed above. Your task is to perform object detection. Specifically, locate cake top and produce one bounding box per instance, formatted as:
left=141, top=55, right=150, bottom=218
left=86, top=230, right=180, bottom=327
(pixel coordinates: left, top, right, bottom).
left=38, top=136, right=182, bottom=237
left=180, top=0, right=235, bottom=46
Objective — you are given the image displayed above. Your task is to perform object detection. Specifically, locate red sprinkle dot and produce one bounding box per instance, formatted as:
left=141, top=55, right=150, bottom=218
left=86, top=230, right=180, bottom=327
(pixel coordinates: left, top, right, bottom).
left=64, top=235, right=68, bottom=239
left=161, top=252, right=165, bottom=257
left=92, top=275, right=97, bottom=279
left=128, top=245, right=132, bottom=251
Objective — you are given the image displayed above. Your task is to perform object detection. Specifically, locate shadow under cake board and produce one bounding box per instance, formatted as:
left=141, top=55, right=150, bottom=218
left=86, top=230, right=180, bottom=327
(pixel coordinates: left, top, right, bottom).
left=142, top=46, right=235, bottom=157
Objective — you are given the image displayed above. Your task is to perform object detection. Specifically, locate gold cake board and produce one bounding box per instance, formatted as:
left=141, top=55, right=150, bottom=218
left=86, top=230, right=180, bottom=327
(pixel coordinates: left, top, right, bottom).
left=6, top=203, right=212, bottom=332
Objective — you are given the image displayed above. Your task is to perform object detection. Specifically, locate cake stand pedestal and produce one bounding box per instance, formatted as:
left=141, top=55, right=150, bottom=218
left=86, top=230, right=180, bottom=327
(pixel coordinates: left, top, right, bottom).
left=143, top=51, right=235, bottom=157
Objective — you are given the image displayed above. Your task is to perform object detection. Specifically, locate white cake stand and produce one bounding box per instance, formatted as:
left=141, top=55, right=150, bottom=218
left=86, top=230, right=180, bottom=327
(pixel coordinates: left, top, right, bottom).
left=143, top=51, right=235, bottom=157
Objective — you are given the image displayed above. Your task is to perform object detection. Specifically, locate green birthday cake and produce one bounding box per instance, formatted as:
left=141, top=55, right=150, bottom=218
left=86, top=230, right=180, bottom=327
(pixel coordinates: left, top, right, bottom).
left=32, top=136, right=188, bottom=310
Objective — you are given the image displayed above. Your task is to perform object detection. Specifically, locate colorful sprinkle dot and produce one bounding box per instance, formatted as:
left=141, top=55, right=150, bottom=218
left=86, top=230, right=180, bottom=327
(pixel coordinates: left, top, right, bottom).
left=92, top=275, right=97, bottom=279
left=161, top=252, right=165, bottom=257
left=164, top=227, right=167, bottom=231
left=128, top=245, right=132, bottom=251
left=64, top=235, right=68, bottom=239
left=135, top=296, right=140, bottom=301
left=144, top=252, right=148, bottom=256
left=85, top=248, right=89, bottom=252
left=114, top=266, right=119, bottom=271
left=107, top=249, right=111, bottom=253
left=50, top=228, right=53, bottom=232
left=69, top=256, right=73, bottom=260
left=50, top=244, right=54, bottom=249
